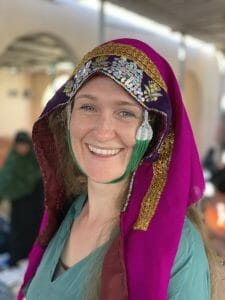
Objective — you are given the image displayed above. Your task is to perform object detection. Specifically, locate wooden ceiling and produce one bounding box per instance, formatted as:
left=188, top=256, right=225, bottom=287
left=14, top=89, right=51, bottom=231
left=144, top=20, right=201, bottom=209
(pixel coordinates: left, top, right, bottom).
left=109, top=0, right=225, bottom=51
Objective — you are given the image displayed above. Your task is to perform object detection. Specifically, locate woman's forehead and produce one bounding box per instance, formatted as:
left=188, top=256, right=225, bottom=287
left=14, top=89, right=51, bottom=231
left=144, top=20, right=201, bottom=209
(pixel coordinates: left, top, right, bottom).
left=76, top=74, right=123, bottom=92
left=75, top=74, right=143, bottom=108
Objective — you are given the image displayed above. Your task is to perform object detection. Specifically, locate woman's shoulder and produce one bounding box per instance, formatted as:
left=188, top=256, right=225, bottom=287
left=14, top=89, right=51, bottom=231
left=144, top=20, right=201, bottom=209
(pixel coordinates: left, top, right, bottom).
left=181, top=217, right=205, bottom=252
left=168, top=217, right=210, bottom=299
left=174, top=217, right=209, bottom=270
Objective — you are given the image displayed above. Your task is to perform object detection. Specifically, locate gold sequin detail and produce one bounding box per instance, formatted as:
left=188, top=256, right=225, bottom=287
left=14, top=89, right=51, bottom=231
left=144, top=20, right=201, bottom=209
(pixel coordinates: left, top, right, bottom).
left=144, top=80, right=162, bottom=102
left=72, top=42, right=167, bottom=92
left=133, top=130, right=174, bottom=231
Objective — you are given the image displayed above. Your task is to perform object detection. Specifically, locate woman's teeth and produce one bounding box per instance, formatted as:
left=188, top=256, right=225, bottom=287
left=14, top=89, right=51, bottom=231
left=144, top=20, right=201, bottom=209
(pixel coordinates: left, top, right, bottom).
left=88, top=144, right=120, bottom=156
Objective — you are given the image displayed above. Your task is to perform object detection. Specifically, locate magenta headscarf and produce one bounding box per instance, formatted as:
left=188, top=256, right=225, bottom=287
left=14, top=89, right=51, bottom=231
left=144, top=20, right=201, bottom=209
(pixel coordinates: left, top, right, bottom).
left=18, top=38, right=204, bottom=300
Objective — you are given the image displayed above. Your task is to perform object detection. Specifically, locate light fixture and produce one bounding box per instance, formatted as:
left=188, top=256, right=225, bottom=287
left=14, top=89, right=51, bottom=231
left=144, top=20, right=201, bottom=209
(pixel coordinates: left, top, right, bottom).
left=204, top=181, right=215, bottom=197
left=184, top=35, right=215, bottom=54
left=220, top=94, right=225, bottom=112
left=178, top=40, right=187, bottom=61
left=216, top=51, right=225, bottom=74
left=43, top=0, right=74, bottom=4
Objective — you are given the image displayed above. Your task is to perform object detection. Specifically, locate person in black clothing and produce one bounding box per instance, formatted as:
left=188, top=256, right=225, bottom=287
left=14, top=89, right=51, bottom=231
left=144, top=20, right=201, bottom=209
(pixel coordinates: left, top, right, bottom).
left=203, top=112, right=225, bottom=179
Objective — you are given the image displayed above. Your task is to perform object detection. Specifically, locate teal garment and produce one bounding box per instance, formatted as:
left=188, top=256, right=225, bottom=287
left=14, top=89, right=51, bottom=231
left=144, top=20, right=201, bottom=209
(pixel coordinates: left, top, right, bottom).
left=26, top=194, right=210, bottom=300
left=168, top=218, right=210, bottom=300
left=26, top=194, right=107, bottom=300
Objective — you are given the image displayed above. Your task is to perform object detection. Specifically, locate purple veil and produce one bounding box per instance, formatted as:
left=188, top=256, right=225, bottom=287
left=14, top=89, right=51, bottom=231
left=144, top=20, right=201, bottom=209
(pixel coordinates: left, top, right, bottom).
left=117, top=39, right=204, bottom=300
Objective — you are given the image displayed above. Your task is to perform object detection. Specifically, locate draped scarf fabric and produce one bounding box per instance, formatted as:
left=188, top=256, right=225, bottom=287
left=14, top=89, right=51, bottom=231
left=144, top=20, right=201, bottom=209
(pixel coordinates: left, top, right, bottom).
left=18, top=38, right=204, bottom=300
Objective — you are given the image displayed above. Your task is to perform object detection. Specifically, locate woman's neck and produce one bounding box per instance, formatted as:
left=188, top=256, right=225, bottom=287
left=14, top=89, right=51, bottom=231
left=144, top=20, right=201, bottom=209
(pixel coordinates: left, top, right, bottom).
left=83, top=178, right=129, bottom=222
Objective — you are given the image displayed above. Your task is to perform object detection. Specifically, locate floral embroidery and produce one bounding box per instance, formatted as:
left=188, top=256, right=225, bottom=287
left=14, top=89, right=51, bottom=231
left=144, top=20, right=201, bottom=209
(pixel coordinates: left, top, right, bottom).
left=63, top=79, right=74, bottom=97
left=92, top=56, right=109, bottom=69
left=144, top=80, right=163, bottom=102
left=64, top=61, right=92, bottom=97
left=74, top=42, right=167, bottom=91
left=74, top=61, right=92, bottom=86
left=64, top=55, right=163, bottom=105
left=108, top=57, right=144, bottom=97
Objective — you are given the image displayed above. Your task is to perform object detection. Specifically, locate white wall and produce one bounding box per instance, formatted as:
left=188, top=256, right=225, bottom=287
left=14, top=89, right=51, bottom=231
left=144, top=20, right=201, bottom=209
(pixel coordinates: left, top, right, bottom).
left=0, top=70, right=32, bottom=136
left=0, top=0, right=99, bottom=61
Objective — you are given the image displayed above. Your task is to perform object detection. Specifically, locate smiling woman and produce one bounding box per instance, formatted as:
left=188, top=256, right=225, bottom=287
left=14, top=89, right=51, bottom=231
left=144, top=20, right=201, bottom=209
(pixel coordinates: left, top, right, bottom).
left=19, top=39, right=212, bottom=300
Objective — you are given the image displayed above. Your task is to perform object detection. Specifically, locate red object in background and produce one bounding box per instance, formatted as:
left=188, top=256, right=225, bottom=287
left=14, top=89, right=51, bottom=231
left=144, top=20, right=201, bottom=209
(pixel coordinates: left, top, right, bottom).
left=204, top=193, right=225, bottom=236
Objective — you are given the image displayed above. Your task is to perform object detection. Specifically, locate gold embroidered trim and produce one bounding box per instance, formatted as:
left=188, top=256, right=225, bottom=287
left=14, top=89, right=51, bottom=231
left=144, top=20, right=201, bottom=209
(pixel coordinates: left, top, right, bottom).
left=133, top=130, right=174, bottom=231
left=72, top=42, right=167, bottom=92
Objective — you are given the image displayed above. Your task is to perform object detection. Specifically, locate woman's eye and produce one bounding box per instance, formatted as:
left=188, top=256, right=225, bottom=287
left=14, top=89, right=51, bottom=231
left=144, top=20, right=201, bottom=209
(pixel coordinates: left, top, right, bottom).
left=119, top=111, right=136, bottom=118
left=79, top=104, right=96, bottom=112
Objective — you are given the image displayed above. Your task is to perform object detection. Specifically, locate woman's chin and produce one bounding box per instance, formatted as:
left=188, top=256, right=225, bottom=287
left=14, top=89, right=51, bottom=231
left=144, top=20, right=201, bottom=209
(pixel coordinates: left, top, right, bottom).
left=87, top=172, right=124, bottom=184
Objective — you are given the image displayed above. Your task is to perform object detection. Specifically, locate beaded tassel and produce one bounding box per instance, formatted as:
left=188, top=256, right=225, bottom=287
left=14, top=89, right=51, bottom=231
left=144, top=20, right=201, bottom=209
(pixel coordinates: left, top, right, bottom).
left=110, top=110, right=152, bottom=183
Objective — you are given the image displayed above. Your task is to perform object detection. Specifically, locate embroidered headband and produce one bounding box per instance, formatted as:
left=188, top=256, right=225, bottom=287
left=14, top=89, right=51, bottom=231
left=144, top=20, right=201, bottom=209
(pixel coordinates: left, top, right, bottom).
left=64, top=56, right=163, bottom=107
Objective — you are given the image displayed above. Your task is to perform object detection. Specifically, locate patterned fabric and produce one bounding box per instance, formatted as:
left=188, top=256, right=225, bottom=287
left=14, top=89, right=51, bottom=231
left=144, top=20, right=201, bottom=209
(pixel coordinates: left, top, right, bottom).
left=18, top=38, right=206, bottom=300
left=64, top=55, right=163, bottom=105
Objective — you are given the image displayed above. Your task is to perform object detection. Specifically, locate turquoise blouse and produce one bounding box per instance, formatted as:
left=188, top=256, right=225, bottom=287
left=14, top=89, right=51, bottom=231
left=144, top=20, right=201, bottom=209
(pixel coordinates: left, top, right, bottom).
left=168, top=218, right=210, bottom=299
left=26, top=194, right=210, bottom=300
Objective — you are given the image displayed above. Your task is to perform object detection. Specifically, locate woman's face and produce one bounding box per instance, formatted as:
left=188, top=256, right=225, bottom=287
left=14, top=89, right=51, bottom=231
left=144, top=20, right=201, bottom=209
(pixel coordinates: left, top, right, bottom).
left=15, top=142, right=30, bottom=155
left=69, top=75, right=143, bottom=183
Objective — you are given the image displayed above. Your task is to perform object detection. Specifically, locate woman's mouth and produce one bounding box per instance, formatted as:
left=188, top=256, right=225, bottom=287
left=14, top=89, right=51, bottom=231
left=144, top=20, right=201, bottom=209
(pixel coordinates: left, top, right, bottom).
left=87, top=144, right=121, bottom=156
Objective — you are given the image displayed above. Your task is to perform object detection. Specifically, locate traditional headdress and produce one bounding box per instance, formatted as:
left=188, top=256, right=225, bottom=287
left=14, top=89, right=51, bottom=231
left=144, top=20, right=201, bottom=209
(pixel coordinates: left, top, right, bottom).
left=18, top=38, right=204, bottom=300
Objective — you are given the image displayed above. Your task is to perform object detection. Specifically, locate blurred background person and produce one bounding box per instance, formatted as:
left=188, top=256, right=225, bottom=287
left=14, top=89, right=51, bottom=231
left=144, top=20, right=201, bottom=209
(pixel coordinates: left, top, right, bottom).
left=203, top=112, right=225, bottom=180
left=200, top=167, right=225, bottom=300
left=202, top=111, right=225, bottom=260
left=0, top=131, right=44, bottom=267
left=202, top=168, right=225, bottom=260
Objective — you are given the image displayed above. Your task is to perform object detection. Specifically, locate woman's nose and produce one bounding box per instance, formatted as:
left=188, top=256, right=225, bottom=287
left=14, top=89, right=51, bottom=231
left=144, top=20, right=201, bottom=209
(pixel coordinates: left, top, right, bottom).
left=94, top=114, right=116, bottom=140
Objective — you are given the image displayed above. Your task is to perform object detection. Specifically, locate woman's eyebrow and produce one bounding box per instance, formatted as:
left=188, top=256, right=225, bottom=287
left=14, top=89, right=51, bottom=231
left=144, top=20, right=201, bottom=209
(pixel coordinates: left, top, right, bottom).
left=115, top=100, right=141, bottom=108
left=75, top=95, right=141, bottom=109
left=75, top=94, right=97, bottom=101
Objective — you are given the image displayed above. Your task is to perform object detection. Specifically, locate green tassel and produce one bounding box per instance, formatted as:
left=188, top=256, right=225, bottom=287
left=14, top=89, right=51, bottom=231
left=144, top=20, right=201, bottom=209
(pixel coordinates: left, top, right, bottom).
left=109, top=139, right=150, bottom=183
left=109, top=110, right=152, bottom=183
